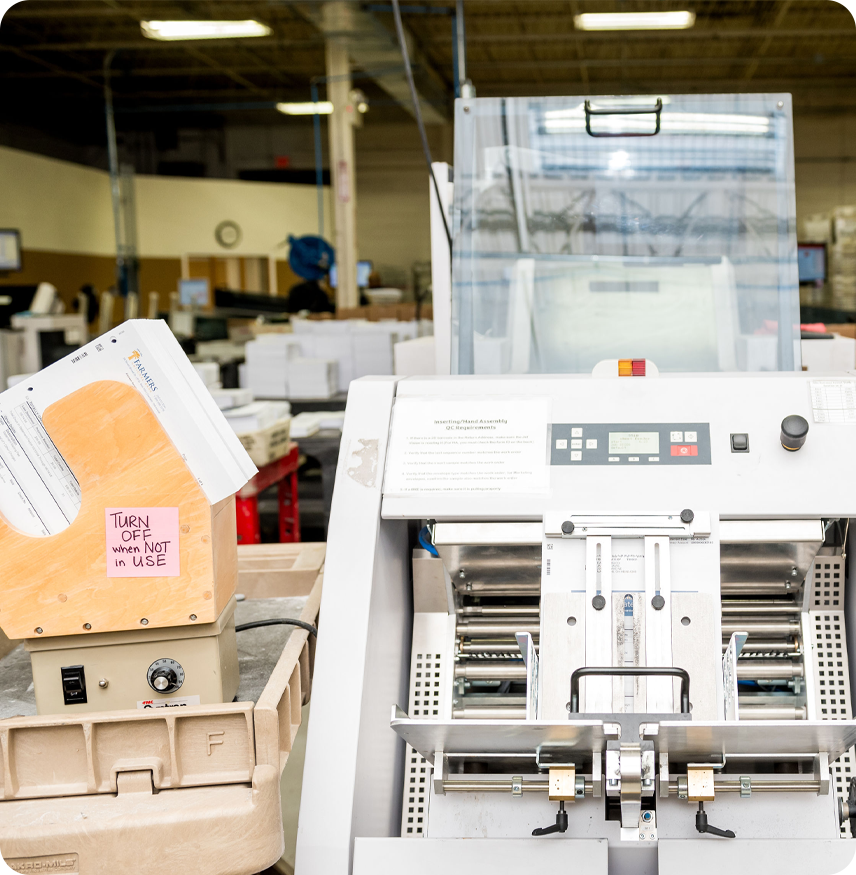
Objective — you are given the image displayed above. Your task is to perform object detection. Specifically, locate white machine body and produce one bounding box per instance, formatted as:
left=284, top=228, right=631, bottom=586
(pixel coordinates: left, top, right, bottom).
left=297, top=371, right=856, bottom=875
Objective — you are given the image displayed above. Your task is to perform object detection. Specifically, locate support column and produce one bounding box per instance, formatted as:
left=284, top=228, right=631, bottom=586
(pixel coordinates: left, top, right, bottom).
left=325, top=32, right=358, bottom=310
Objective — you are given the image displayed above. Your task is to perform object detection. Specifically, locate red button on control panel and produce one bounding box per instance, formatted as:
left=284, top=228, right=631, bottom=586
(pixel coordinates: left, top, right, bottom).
left=670, top=445, right=698, bottom=457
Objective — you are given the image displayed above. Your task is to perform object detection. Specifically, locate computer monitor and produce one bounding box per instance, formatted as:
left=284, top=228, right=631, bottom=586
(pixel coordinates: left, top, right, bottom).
left=328, top=260, right=372, bottom=289
left=797, top=243, right=826, bottom=283
left=0, top=230, right=22, bottom=271
left=179, top=277, right=211, bottom=307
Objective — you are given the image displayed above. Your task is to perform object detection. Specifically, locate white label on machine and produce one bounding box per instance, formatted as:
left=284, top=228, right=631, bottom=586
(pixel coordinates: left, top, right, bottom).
left=810, top=380, right=856, bottom=423
left=138, top=695, right=200, bottom=709
left=384, top=396, right=551, bottom=493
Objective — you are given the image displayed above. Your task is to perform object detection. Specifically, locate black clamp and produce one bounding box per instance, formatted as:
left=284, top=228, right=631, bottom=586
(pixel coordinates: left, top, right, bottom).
left=532, top=801, right=569, bottom=836
left=695, top=802, right=735, bottom=839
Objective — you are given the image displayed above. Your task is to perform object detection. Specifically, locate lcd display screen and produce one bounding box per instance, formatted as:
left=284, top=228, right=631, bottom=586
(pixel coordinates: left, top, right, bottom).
left=608, top=432, right=660, bottom=454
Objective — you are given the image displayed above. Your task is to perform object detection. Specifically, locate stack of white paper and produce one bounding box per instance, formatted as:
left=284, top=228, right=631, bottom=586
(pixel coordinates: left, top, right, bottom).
left=351, top=323, right=394, bottom=378
left=244, top=335, right=302, bottom=398
left=289, top=412, right=321, bottom=438
left=317, top=410, right=346, bottom=430
left=223, top=400, right=291, bottom=434
left=289, top=410, right=345, bottom=438
left=193, top=361, right=220, bottom=388
left=0, top=319, right=257, bottom=537
left=209, top=387, right=253, bottom=410
left=287, top=359, right=338, bottom=399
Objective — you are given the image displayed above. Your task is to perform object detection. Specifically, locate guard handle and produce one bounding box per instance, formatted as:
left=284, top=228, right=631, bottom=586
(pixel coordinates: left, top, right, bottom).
left=569, top=665, right=690, bottom=714
left=584, top=98, right=662, bottom=138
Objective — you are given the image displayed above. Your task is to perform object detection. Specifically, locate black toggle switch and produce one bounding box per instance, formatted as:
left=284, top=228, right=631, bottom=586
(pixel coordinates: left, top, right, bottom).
left=730, top=433, right=749, bottom=453
left=61, top=665, right=87, bottom=705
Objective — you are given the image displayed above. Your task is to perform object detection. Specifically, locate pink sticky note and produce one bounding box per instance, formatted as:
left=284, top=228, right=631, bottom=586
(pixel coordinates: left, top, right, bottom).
left=105, top=507, right=181, bottom=577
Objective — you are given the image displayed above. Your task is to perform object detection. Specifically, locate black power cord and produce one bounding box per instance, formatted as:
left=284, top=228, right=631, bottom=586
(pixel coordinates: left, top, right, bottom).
left=235, top=618, right=318, bottom=637
left=390, top=0, right=453, bottom=252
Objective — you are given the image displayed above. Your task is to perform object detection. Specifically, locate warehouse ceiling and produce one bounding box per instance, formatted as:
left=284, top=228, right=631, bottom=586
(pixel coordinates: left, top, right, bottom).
left=1, top=0, right=855, bottom=149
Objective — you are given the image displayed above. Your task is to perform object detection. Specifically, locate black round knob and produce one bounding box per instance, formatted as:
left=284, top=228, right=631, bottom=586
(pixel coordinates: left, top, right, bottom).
left=651, top=594, right=666, bottom=610
left=561, top=520, right=575, bottom=535
left=592, top=594, right=606, bottom=611
left=780, top=415, right=809, bottom=451
left=680, top=509, right=694, bottom=524
left=150, top=668, right=178, bottom=693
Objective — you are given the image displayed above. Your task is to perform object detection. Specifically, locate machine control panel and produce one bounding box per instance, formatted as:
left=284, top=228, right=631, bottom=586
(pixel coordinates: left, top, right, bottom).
left=551, top=423, right=711, bottom=466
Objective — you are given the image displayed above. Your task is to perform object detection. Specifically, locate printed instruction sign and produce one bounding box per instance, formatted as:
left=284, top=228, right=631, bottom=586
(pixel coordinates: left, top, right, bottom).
left=383, top=396, right=551, bottom=493
left=810, top=380, right=856, bottom=423
left=105, top=507, right=180, bottom=577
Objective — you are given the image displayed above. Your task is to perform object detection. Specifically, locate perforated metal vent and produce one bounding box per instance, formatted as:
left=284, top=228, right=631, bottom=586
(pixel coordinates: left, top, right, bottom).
left=401, top=651, right=443, bottom=837
left=810, top=554, right=843, bottom=609
left=807, top=553, right=854, bottom=838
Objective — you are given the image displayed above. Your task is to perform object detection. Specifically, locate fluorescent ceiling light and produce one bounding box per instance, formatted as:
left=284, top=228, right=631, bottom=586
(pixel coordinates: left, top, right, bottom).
left=574, top=11, right=696, bottom=31
left=141, top=20, right=271, bottom=41
left=276, top=102, right=334, bottom=116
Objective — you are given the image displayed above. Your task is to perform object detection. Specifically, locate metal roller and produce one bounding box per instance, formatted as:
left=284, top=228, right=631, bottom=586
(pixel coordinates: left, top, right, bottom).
left=721, top=602, right=801, bottom=615
left=721, top=640, right=798, bottom=653
left=721, top=621, right=801, bottom=637
left=452, top=707, right=527, bottom=719
left=736, top=660, right=804, bottom=680
left=737, top=704, right=807, bottom=720
left=455, top=662, right=527, bottom=680
left=460, top=642, right=539, bottom=655
left=456, top=622, right=540, bottom=637
left=458, top=606, right=540, bottom=616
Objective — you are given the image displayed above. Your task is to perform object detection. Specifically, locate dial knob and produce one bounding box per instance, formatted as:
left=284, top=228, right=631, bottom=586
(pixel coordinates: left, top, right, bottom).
left=780, top=415, right=809, bottom=452
left=151, top=670, right=176, bottom=691
left=147, top=658, right=185, bottom=694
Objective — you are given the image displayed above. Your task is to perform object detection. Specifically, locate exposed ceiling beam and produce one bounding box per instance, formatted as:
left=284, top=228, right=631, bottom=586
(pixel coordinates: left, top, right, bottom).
left=296, top=2, right=449, bottom=123
left=423, top=28, right=854, bottom=44
left=744, top=0, right=793, bottom=81
left=1, top=44, right=104, bottom=90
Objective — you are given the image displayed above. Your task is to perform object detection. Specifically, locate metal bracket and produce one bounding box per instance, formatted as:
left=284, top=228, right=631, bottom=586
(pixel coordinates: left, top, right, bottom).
left=740, top=776, right=752, bottom=798
left=433, top=749, right=448, bottom=796
left=659, top=753, right=670, bottom=798
left=511, top=775, right=523, bottom=797
left=516, top=631, right=539, bottom=720
left=816, top=752, right=830, bottom=796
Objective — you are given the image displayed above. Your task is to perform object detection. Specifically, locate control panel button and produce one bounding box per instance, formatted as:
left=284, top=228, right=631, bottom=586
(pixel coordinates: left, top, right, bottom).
left=608, top=456, right=620, bottom=462
left=571, top=427, right=583, bottom=438
left=555, top=439, right=567, bottom=449
left=570, top=451, right=582, bottom=461
left=670, top=445, right=698, bottom=457
left=648, top=457, right=659, bottom=462
left=781, top=415, right=809, bottom=451
left=586, top=439, right=597, bottom=449
left=684, top=431, right=697, bottom=443
left=730, top=433, right=749, bottom=452
left=628, top=456, right=639, bottom=462
left=670, top=431, right=683, bottom=442
left=571, top=439, right=582, bottom=449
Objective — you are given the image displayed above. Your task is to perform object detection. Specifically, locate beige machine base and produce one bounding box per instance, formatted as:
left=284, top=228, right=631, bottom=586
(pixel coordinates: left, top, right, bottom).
left=27, top=599, right=239, bottom=715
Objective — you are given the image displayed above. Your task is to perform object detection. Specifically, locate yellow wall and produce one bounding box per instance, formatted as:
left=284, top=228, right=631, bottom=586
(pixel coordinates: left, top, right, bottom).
left=0, top=146, right=114, bottom=255
left=135, top=174, right=331, bottom=258
left=0, top=144, right=331, bottom=274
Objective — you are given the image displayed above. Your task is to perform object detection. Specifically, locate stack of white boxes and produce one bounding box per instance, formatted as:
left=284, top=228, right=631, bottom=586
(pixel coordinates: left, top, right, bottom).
left=244, top=335, right=303, bottom=398
left=831, top=206, right=856, bottom=311
left=242, top=320, right=432, bottom=399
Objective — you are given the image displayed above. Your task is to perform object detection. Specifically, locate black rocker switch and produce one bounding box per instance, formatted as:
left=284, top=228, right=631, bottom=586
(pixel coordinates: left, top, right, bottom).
left=730, top=433, right=749, bottom=453
left=61, top=665, right=87, bottom=705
